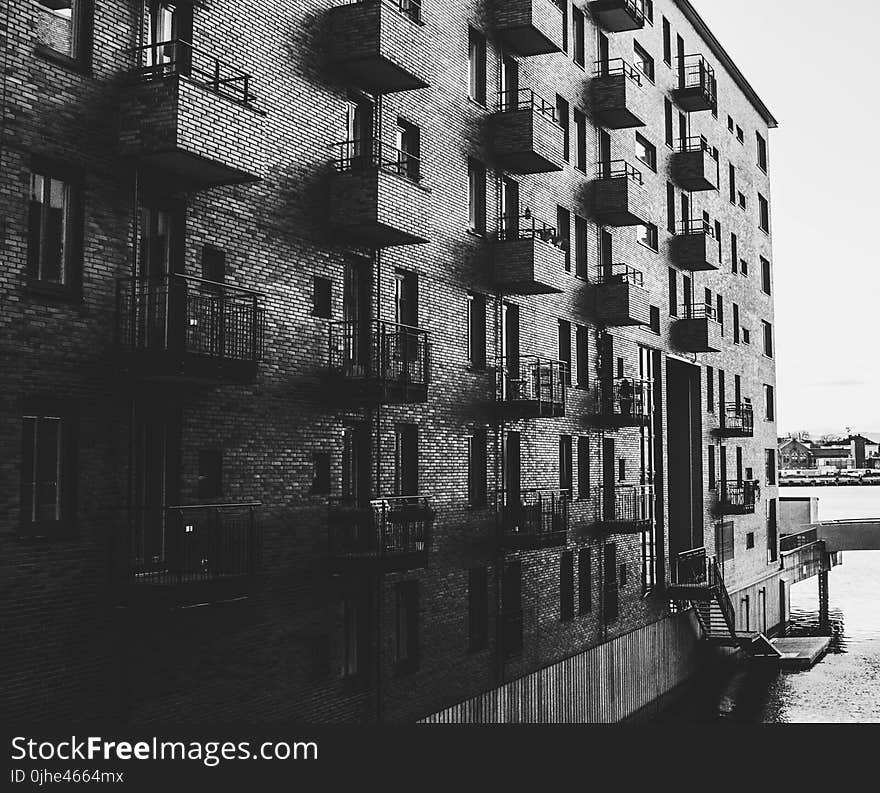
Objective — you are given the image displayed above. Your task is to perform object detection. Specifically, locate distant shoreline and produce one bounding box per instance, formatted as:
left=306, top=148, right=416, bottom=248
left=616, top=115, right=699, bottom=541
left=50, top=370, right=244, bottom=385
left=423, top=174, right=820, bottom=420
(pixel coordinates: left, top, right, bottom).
left=779, top=480, right=880, bottom=487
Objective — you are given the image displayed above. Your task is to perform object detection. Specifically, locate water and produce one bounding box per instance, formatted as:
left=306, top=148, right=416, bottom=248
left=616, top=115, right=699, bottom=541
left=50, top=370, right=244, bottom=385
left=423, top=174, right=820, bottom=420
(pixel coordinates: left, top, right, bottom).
left=656, top=486, right=880, bottom=723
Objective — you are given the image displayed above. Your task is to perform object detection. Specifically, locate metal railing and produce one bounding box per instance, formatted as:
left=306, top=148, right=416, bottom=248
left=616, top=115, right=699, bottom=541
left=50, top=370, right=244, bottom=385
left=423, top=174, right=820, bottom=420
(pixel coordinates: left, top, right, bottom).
left=496, top=212, right=563, bottom=245
left=596, top=160, right=644, bottom=185
left=119, top=502, right=261, bottom=586
left=679, top=302, right=718, bottom=322
left=675, top=547, right=711, bottom=586
left=676, top=135, right=711, bottom=153
left=116, top=275, right=265, bottom=363
left=328, top=495, right=433, bottom=559
left=780, top=527, right=818, bottom=553
left=675, top=217, right=715, bottom=236
left=596, top=484, right=654, bottom=526
left=721, top=402, right=755, bottom=435
left=131, top=39, right=257, bottom=106
left=497, top=88, right=557, bottom=121
left=328, top=319, right=430, bottom=391
left=593, top=57, right=643, bottom=85
left=497, top=356, right=567, bottom=410
left=598, top=377, right=652, bottom=421
left=330, top=138, right=422, bottom=182
left=719, top=480, right=760, bottom=513
left=598, top=263, right=644, bottom=287
left=498, top=488, right=570, bottom=539
left=676, top=54, right=717, bottom=101
left=342, top=0, right=423, bottom=24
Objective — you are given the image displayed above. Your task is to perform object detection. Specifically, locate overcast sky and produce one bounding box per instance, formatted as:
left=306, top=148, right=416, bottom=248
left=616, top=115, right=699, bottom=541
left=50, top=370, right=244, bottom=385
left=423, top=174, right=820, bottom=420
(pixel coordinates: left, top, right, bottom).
left=695, top=0, right=879, bottom=437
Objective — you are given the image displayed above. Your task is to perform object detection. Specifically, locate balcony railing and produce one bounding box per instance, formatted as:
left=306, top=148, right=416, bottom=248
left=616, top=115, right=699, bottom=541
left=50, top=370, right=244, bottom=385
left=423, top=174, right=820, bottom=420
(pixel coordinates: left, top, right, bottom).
left=680, top=302, right=718, bottom=322
left=341, top=0, right=424, bottom=24
left=676, top=218, right=715, bottom=237
left=130, top=39, right=257, bottom=107
left=596, top=377, right=652, bottom=426
left=593, top=57, right=643, bottom=85
left=497, top=88, right=557, bottom=121
left=588, top=0, right=646, bottom=33
left=598, top=263, right=644, bottom=287
left=674, top=546, right=713, bottom=587
left=780, top=528, right=818, bottom=553
left=330, top=138, right=421, bottom=182
left=718, top=480, right=760, bottom=515
left=720, top=402, right=755, bottom=437
left=497, top=356, right=567, bottom=417
left=594, top=484, right=654, bottom=532
left=674, top=54, right=717, bottom=109
left=676, top=135, right=711, bottom=154
left=498, top=489, right=570, bottom=549
left=497, top=213, right=564, bottom=245
left=328, top=319, right=430, bottom=402
left=596, top=159, right=643, bottom=185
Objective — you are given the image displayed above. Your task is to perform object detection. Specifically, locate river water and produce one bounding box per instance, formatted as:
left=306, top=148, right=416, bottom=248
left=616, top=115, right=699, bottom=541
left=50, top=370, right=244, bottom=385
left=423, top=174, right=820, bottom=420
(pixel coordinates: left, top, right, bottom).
left=656, top=486, right=880, bottom=723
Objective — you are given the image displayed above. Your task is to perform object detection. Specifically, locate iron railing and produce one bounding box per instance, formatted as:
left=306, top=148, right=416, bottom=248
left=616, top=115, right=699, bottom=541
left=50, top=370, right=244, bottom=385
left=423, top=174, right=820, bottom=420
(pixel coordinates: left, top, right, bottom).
left=328, top=319, right=430, bottom=392
left=596, top=160, right=643, bottom=185
left=675, top=547, right=711, bottom=586
left=597, top=263, right=644, bottom=287
left=598, top=377, right=652, bottom=422
left=497, top=88, right=557, bottom=121
left=676, top=54, right=717, bottom=102
left=593, top=57, right=643, bottom=85
left=679, top=302, right=718, bottom=322
left=596, top=484, right=654, bottom=527
left=496, top=212, right=563, bottom=245
left=330, top=138, right=422, bottom=182
left=721, top=402, right=755, bottom=435
left=328, top=495, right=433, bottom=559
left=119, top=502, right=261, bottom=586
left=498, top=488, right=570, bottom=539
left=497, top=356, right=567, bottom=411
left=341, top=0, right=423, bottom=24
left=116, top=275, right=265, bottom=363
left=719, top=480, right=760, bottom=514
left=130, top=39, right=257, bottom=106
left=675, top=217, right=715, bottom=236
left=676, top=135, right=711, bottom=153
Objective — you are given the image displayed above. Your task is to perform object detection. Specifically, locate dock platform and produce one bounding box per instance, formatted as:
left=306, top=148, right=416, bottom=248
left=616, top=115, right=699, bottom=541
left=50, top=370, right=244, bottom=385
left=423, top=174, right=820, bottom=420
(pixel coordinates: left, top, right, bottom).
left=769, top=636, right=832, bottom=669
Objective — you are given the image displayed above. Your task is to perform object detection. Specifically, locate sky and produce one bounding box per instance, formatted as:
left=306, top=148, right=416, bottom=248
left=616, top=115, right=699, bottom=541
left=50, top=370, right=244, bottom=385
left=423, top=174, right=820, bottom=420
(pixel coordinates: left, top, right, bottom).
left=693, top=0, right=880, bottom=438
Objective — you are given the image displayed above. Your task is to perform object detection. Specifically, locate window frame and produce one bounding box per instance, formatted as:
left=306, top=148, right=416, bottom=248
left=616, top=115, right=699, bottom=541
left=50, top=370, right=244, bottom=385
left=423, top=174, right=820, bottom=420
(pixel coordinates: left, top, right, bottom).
left=33, top=0, right=93, bottom=72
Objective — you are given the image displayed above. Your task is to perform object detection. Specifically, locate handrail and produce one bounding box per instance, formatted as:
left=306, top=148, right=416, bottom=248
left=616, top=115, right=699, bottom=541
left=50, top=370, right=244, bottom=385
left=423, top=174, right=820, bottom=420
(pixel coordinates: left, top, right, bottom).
left=598, top=377, right=652, bottom=419
left=497, top=488, right=570, bottom=537
left=676, top=135, right=711, bottom=153
left=593, top=58, right=642, bottom=86
left=721, top=402, right=755, bottom=434
left=780, top=527, right=818, bottom=553
left=675, top=218, right=715, bottom=236
left=596, top=160, right=643, bottom=185
left=128, top=272, right=265, bottom=298
left=341, top=0, right=423, bottom=24
left=710, top=557, right=736, bottom=635
left=496, top=213, right=563, bottom=245
left=676, top=54, right=717, bottom=100
left=598, top=263, right=644, bottom=286
left=168, top=501, right=262, bottom=511
left=497, top=88, right=557, bottom=122
left=720, top=480, right=761, bottom=510
left=329, top=138, right=422, bottom=182
left=679, top=302, right=718, bottom=321
left=596, top=484, right=654, bottom=525
left=327, top=494, right=433, bottom=558
left=497, top=355, right=567, bottom=408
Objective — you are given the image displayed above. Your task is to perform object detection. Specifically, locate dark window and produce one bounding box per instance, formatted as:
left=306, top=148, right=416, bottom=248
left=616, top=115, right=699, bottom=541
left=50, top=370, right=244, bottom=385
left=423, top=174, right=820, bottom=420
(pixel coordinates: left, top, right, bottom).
left=714, top=220, right=722, bottom=262
left=662, top=17, right=671, bottom=64
left=467, top=158, right=487, bottom=233
left=728, top=163, right=737, bottom=204
left=395, top=424, right=418, bottom=495
left=757, top=132, right=768, bottom=172
left=341, top=593, right=368, bottom=678
left=619, top=564, right=627, bottom=588
left=502, top=561, right=523, bottom=658
left=34, top=0, right=90, bottom=65
left=394, top=581, right=419, bottom=672
left=637, top=223, right=658, bottom=251
left=728, top=115, right=735, bottom=132
left=731, top=233, right=738, bottom=273
left=556, top=0, right=569, bottom=53
left=649, top=306, right=660, bottom=334
left=666, top=182, right=676, bottom=233
left=313, top=276, right=332, bottom=318
left=311, top=451, right=330, bottom=495
left=560, top=435, right=573, bottom=493
left=733, top=303, right=740, bottom=344
left=717, top=521, right=735, bottom=564
left=716, top=295, right=724, bottom=333
left=557, top=207, right=571, bottom=271
left=635, top=133, right=656, bottom=171
left=395, top=118, right=421, bottom=180
left=574, top=110, right=587, bottom=173
left=765, top=449, right=777, bottom=485
left=201, top=244, right=226, bottom=283
left=668, top=267, right=678, bottom=316
left=467, top=429, right=488, bottom=507
left=708, top=446, right=716, bottom=490
left=707, top=366, right=715, bottom=412
left=578, top=436, right=590, bottom=499
left=576, top=325, right=588, bottom=388
left=764, top=384, right=775, bottom=421
left=762, top=321, right=773, bottom=357
left=761, top=257, right=772, bottom=295
left=560, top=551, right=575, bottom=622
left=736, top=126, right=745, bottom=144
left=467, top=28, right=487, bottom=104
left=467, top=293, right=487, bottom=368
left=468, top=567, right=489, bottom=651
left=395, top=270, right=418, bottom=326
left=618, top=458, right=626, bottom=482
left=767, top=499, right=778, bottom=563
left=746, top=532, right=755, bottom=550
left=738, top=191, right=747, bottom=210
left=557, top=95, right=570, bottom=161
left=664, top=99, right=674, bottom=147
left=758, top=193, right=770, bottom=233
left=558, top=320, right=572, bottom=385
left=644, top=0, right=654, bottom=23
left=198, top=449, right=223, bottom=500
left=575, top=215, right=588, bottom=278
left=573, top=6, right=585, bottom=67
left=740, top=258, right=749, bottom=277
left=633, top=42, right=654, bottom=81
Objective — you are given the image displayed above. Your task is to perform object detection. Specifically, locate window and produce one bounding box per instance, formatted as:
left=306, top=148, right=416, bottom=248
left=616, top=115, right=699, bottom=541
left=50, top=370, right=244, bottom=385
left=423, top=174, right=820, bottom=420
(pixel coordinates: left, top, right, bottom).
left=733, top=303, right=740, bottom=343
left=728, top=163, right=737, bottom=204
left=635, top=133, right=656, bottom=171
left=716, top=295, right=724, bottom=333
left=341, top=593, right=368, bottom=678
left=310, top=452, right=330, bottom=495
left=572, top=6, right=585, bottom=67
left=467, top=28, right=486, bottom=104
left=662, top=17, right=671, bottom=65
left=731, top=233, right=738, bottom=273
left=706, top=366, right=715, bottom=411
left=20, top=400, right=77, bottom=536
left=738, top=191, right=747, bottom=210
left=557, top=207, right=571, bottom=271
left=728, top=115, right=735, bottom=133
left=668, top=267, right=678, bottom=316
left=576, top=325, right=588, bottom=388
left=198, top=450, right=223, bottom=500
left=633, top=42, right=654, bottom=82
left=746, top=532, right=755, bottom=550
left=766, top=449, right=777, bottom=485
left=666, top=182, right=676, bottom=233
left=758, top=193, right=770, bottom=233
left=664, top=99, right=674, bottom=147
left=394, top=424, right=418, bottom=495
left=714, top=220, right=722, bottom=262
left=762, top=320, right=773, bottom=357
left=649, top=306, right=660, bottom=334
left=556, top=95, right=570, bottom=161
left=394, top=581, right=419, bottom=672
left=767, top=499, right=778, bottom=563
left=619, top=564, right=628, bottom=588
left=201, top=244, right=225, bottom=284
left=467, top=158, right=487, bottom=233
left=27, top=161, right=83, bottom=295
left=558, top=320, right=572, bottom=385
left=708, top=446, right=716, bottom=490
left=556, top=0, right=569, bottom=53
left=502, top=561, right=523, bottom=657
left=742, top=328, right=751, bottom=345
left=764, top=384, right=775, bottom=421
left=467, top=429, right=488, bottom=507
left=560, top=435, right=573, bottom=493
left=757, top=132, right=768, bottom=172
left=395, top=119, right=421, bottom=180
left=736, top=126, right=745, bottom=144
left=574, top=110, right=587, bottom=173
left=577, top=437, right=590, bottom=499
left=717, top=521, right=735, bottom=564
left=740, top=258, right=749, bottom=277
left=644, top=0, right=654, bottom=23
left=467, top=293, right=487, bottom=368
left=618, top=458, right=626, bottom=483
left=574, top=215, right=588, bottom=278
left=761, top=256, right=772, bottom=295
left=312, top=276, right=332, bottom=318
left=578, top=548, right=592, bottom=614
left=468, top=567, right=489, bottom=651
left=637, top=223, right=658, bottom=251
left=34, top=0, right=90, bottom=65
left=560, top=551, right=575, bottom=622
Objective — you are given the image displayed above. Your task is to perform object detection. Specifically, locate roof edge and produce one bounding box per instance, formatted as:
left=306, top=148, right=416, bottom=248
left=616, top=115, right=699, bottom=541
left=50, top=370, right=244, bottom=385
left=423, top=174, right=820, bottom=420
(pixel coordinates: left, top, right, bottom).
left=674, top=0, right=779, bottom=129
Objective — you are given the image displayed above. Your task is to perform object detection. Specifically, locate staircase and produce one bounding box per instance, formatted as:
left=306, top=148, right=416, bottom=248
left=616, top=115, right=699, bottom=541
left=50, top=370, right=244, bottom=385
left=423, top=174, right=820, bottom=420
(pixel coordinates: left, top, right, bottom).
left=669, top=548, right=781, bottom=659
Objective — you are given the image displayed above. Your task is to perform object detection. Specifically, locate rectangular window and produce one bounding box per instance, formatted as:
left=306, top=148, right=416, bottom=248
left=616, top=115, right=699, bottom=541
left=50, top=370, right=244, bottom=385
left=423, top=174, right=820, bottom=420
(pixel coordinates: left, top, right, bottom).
left=764, top=384, right=775, bottom=421
left=576, top=325, right=588, bottom=388
left=716, top=295, right=724, bottom=333
left=637, top=223, right=658, bottom=251
left=573, top=6, right=585, bottom=67
left=394, top=581, right=419, bottom=672
left=467, top=293, right=487, bottom=368
left=577, top=436, right=590, bottom=499
left=558, top=319, right=572, bottom=385
left=762, top=321, right=773, bottom=357
left=746, top=532, right=755, bottom=550
left=198, top=450, right=224, bottom=500
left=468, top=567, right=489, bottom=651
left=733, top=303, right=740, bottom=343
left=662, top=17, right=672, bottom=65
left=560, top=435, right=573, bottom=494
left=395, top=424, right=419, bottom=495
left=313, top=276, right=332, bottom=318
left=761, top=257, right=772, bottom=294
left=738, top=192, right=747, bottom=210
left=310, top=451, right=330, bottom=495
left=395, top=118, right=421, bottom=180
left=666, top=182, right=676, bottom=233
left=556, top=95, right=570, bottom=161
left=649, top=306, right=660, bottom=334
left=757, top=132, right=768, bottom=172
left=556, top=0, right=569, bottom=53
left=707, top=366, right=715, bottom=412
left=742, top=327, right=751, bottom=345
left=668, top=267, right=678, bottom=316
left=468, top=28, right=487, bottom=104
left=560, top=551, right=575, bottom=622
left=635, top=133, right=657, bottom=171
left=758, top=193, right=770, bottom=233
left=633, top=42, right=654, bottom=81
left=201, top=244, right=226, bottom=283
left=557, top=206, right=571, bottom=271
left=578, top=548, right=592, bottom=614
left=574, top=110, right=587, bottom=173
left=664, top=99, right=674, bottom=147
left=708, top=446, right=716, bottom=490
left=740, top=258, right=749, bottom=277
left=731, top=233, right=738, bottom=273
left=467, top=158, right=487, bottom=233
left=467, top=429, right=488, bottom=507
left=502, top=561, right=523, bottom=658
left=737, top=126, right=745, bottom=144
left=618, top=458, right=626, bottom=482
left=767, top=499, right=778, bottom=563
left=574, top=215, right=588, bottom=278
left=728, top=115, right=735, bottom=133
left=35, top=0, right=89, bottom=64
left=717, top=521, right=735, bottom=564
left=728, top=163, right=737, bottom=204
left=341, top=594, right=367, bottom=678
left=644, top=0, right=654, bottom=23
left=766, top=449, right=777, bottom=485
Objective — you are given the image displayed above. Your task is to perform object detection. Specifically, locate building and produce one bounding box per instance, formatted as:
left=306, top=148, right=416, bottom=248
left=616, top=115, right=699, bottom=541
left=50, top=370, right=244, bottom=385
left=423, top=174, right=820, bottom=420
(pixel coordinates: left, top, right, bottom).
left=1, top=0, right=781, bottom=724
left=779, top=434, right=878, bottom=471
left=779, top=437, right=816, bottom=469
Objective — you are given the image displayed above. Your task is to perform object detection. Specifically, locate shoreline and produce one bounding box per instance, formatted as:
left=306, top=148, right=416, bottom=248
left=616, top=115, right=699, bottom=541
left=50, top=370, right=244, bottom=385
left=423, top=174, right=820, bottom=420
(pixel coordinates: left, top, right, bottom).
left=779, top=480, right=880, bottom=487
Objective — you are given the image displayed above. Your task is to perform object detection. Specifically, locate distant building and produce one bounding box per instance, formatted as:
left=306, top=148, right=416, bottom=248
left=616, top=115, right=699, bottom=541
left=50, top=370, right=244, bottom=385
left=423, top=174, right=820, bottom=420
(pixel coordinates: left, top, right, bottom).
left=779, top=438, right=815, bottom=469
left=780, top=433, right=878, bottom=471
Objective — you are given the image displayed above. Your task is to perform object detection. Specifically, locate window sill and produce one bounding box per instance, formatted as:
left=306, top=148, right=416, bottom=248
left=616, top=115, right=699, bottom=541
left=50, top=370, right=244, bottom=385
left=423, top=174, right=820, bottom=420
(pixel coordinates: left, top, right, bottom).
left=465, top=228, right=488, bottom=240
left=636, top=241, right=659, bottom=254
left=466, top=96, right=488, bottom=112
left=33, top=45, right=91, bottom=76
left=24, top=280, right=82, bottom=305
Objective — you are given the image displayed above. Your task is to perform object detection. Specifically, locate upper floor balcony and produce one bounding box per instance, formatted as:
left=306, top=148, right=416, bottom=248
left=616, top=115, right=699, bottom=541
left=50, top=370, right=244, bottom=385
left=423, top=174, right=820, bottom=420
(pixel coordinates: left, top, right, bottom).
left=115, top=275, right=264, bottom=385
left=674, top=302, right=722, bottom=353
left=715, top=402, right=755, bottom=438
left=493, top=212, right=567, bottom=294
left=672, top=55, right=717, bottom=112
left=328, top=139, right=430, bottom=247
left=592, top=161, right=651, bottom=227
left=587, top=377, right=653, bottom=429
left=328, top=319, right=430, bottom=404
left=588, top=0, right=647, bottom=32
left=588, top=484, right=654, bottom=536
left=497, top=489, right=570, bottom=550
left=671, top=219, right=720, bottom=272
left=491, top=89, right=565, bottom=174
left=112, top=502, right=261, bottom=607
left=590, top=59, right=648, bottom=129
left=495, top=0, right=565, bottom=56
left=717, top=480, right=760, bottom=516
left=496, top=356, right=567, bottom=418
left=595, top=264, right=651, bottom=327
left=327, top=0, right=429, bottom=93
left=327, top=495, right=433, bottom=574
left=119, top=40, right=264, bottom=190
left=671, top=137, right=719, bottom=192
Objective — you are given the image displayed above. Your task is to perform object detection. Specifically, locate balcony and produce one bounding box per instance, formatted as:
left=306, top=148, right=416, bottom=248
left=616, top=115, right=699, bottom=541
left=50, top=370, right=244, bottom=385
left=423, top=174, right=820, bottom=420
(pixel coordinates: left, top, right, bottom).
left=115, top=275, right=264, bottom=385
left=674, top=303, right=722, bottom=353
left=671, top=219, right=720, bottom=272
left=491, top=89, right=565, bottom=174
left=119, top=40, right=264, bottom=189
left=327, top=1, right=429, bottom=93
left=495, top=0, right=565, bottom=56
left=595, top=264, right=651, bottom=327
left=588, top=0, right=646, bottom=32
left=590, top=59, right=648, bottom=129
left=328, top=319, right=430, bottom=404
left=592, top=161, right=651, bottom=227
left=672, top=55, right=717, bottom=112
left=717, top=481, right=760, bottom=516
left=588, top=377, right=653, bottom=429
left=328, top=139, right=430, bottom=247
left=113, top=503, right=261, bottom=607
left=671, top=137, right=719, bottom=192
left=715, top=403, right=755, bottom=438
left=497, top=489, right=570, bottom=551
left=588, top=485, right=654, bottom=536
left=493, top=213, right=567, bottom=294
left=496, top=356, right=566, bottom=418
left=327, top=496, right=433, bottom=574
